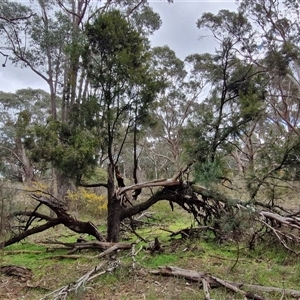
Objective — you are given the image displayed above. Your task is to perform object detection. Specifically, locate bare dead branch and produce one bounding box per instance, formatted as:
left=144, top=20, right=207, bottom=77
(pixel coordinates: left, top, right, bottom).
left=202, top=278, right=211, bottom=300
left=1, top=219, right=61, bottom=248
left=0, top=14, right=34, bottom=24
left=150, top=265, right=300, bottom=299
left=121, top=221, right=148, bottom=242
left=117, top=178, right=181, bottom=197
left=40, top=260, right=120, bottom=300
left=39, top=240, right=131, bottom=257
left=0, top=51, right=8, bottom=67
left=2, top=192, right=105, bottom=248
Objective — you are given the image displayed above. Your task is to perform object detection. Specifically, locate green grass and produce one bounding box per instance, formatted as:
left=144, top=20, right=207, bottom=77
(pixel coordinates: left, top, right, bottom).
left=1, top=200, right=300, bottom=299
left=139, top=253, right=180, bottom=268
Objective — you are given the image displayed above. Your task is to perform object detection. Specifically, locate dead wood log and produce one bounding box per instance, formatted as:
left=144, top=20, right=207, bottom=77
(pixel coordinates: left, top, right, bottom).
left=95, top=243, right=132, bottom=258
left=3, top=250, right=44, bottom=254
left=259, top=211, right=300, bottom=230
left=38, top=240, right=132, bottom=259
left=40, top=240, right=131, bottom=252
left=150, top=266, right=300, bottom=299
left=0, top=265, right=32, bottom=281
left=202, top=278, right=211, bottom=300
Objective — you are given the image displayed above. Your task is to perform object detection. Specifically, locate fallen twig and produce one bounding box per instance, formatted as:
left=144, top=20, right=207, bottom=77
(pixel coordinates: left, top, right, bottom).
left=40, top=260, right=120, bottom=300
left=202, top=278, right=211, bottom=300
left=121, top=221, right=148, bottom=242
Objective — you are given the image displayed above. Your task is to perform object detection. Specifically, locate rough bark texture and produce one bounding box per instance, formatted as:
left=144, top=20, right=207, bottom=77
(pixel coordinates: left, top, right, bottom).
left=107, top=194, right=122, bottom=242
left=106, top=163, right=121, bottom=242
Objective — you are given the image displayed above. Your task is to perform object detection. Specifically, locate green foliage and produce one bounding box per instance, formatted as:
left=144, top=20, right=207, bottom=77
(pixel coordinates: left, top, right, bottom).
left=197, top=10, right=255, bottom=51
left=264, top=41, right=300, bottom=79
left=79, top=8, right=161, bottom=175
left=83, top=10, right=146, bottom=88
left=83, top=167, right=108, bottom=184
left=129, top=4, right=162, bottom=35
left=193, top=157, right=226, bottom=187
left=26, top=120, right=99, bottom=184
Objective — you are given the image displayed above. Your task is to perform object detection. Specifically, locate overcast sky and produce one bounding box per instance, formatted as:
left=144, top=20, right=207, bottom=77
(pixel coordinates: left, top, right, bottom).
left=0, top=0, right=237, bottom=93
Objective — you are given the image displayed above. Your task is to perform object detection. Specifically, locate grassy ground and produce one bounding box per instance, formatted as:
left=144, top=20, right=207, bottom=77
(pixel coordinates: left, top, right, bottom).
left=1, top=201, right=300, bottom=300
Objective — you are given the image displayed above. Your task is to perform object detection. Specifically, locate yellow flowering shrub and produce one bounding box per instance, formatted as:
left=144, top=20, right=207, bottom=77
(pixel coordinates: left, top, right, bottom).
left=67, top=187, right=107, bottom=217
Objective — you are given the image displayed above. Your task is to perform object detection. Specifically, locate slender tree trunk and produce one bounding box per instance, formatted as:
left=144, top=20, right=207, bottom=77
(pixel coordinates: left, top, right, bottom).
left=20, top=146, right=35, bottom=184
left=106, top=163, right=122, bottom=242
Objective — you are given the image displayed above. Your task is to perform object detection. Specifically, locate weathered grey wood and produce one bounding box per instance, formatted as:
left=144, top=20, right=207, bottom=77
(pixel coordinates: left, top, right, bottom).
left=150, top=266, right=300, bottom=299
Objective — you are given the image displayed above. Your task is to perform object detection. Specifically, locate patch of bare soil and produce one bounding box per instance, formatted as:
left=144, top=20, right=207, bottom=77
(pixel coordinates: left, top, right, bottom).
left=0, top=275, right=27, bottom=300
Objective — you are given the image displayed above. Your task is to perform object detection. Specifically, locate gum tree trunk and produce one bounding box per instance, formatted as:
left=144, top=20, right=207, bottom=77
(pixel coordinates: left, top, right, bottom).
left=106, top=163, right=122, bottom=242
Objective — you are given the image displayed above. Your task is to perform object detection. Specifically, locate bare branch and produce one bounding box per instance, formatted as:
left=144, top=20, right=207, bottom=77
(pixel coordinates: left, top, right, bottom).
left=0, top=14, right=34, bottom=25
left=40, top=260, right=120, bottom=300
left=117, top=171, right=183, bottom=196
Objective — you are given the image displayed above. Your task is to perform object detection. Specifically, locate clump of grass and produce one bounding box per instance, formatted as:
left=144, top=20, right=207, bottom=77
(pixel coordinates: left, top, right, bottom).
left=139, top=253, right=179, bottom=268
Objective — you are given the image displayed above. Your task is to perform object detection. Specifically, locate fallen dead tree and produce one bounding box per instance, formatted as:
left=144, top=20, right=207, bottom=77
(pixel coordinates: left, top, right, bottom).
left=150, top=265, right=300, bottom=299
left=1, top=191, right=105, bottom=248
left=117, top=175, right=300, bottom=253
left=2, top=168, right=300, bottom=254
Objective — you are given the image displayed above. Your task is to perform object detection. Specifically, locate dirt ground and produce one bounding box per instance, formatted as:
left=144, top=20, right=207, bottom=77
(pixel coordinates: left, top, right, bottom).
left=0, top=267, right=206, bottom=300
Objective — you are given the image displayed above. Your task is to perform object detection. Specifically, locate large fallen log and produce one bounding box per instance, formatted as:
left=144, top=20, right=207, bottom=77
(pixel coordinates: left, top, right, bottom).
left=150, top=265, right=300, bottom=299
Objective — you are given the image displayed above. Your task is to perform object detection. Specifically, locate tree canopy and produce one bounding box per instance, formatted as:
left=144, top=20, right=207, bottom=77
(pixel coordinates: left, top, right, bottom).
left=1, top=0, right=300, bottom=250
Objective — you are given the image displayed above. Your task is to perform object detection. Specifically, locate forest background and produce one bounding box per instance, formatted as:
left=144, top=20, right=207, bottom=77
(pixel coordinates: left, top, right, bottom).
left=1, top=0, right=300, bottom=299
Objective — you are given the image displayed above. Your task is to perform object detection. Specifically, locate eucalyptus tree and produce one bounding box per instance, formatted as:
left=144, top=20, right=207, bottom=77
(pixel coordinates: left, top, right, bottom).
left=181, top=10, right=267, bottom=189
left=140, top=46, right=205, bottom=178
left=0, top=0, right=161, bottom=120
left=0, top=89, right=51, bottom=183
left=189, top=2, right=300, bottom=204
left=230, top=0, right=300, bottom=200
left=1, top=1, right=167, bottom=242
left=0, top=0, right=162, bottom=193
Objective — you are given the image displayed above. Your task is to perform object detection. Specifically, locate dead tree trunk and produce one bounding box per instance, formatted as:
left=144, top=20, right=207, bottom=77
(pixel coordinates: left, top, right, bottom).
left=107, top=194, right=122, bottom=242
left=106, top=163, right=122, bottom=242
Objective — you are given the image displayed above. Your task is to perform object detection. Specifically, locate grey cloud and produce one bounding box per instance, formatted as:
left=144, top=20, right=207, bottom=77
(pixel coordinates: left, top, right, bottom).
left=0, top=1, right=237, bottom=93
left=149, top=1, right=237, bottom=59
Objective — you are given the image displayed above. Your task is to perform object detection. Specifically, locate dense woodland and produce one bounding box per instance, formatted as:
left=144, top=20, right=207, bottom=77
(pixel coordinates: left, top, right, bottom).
left=1, top=1, right=300, bottom=298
